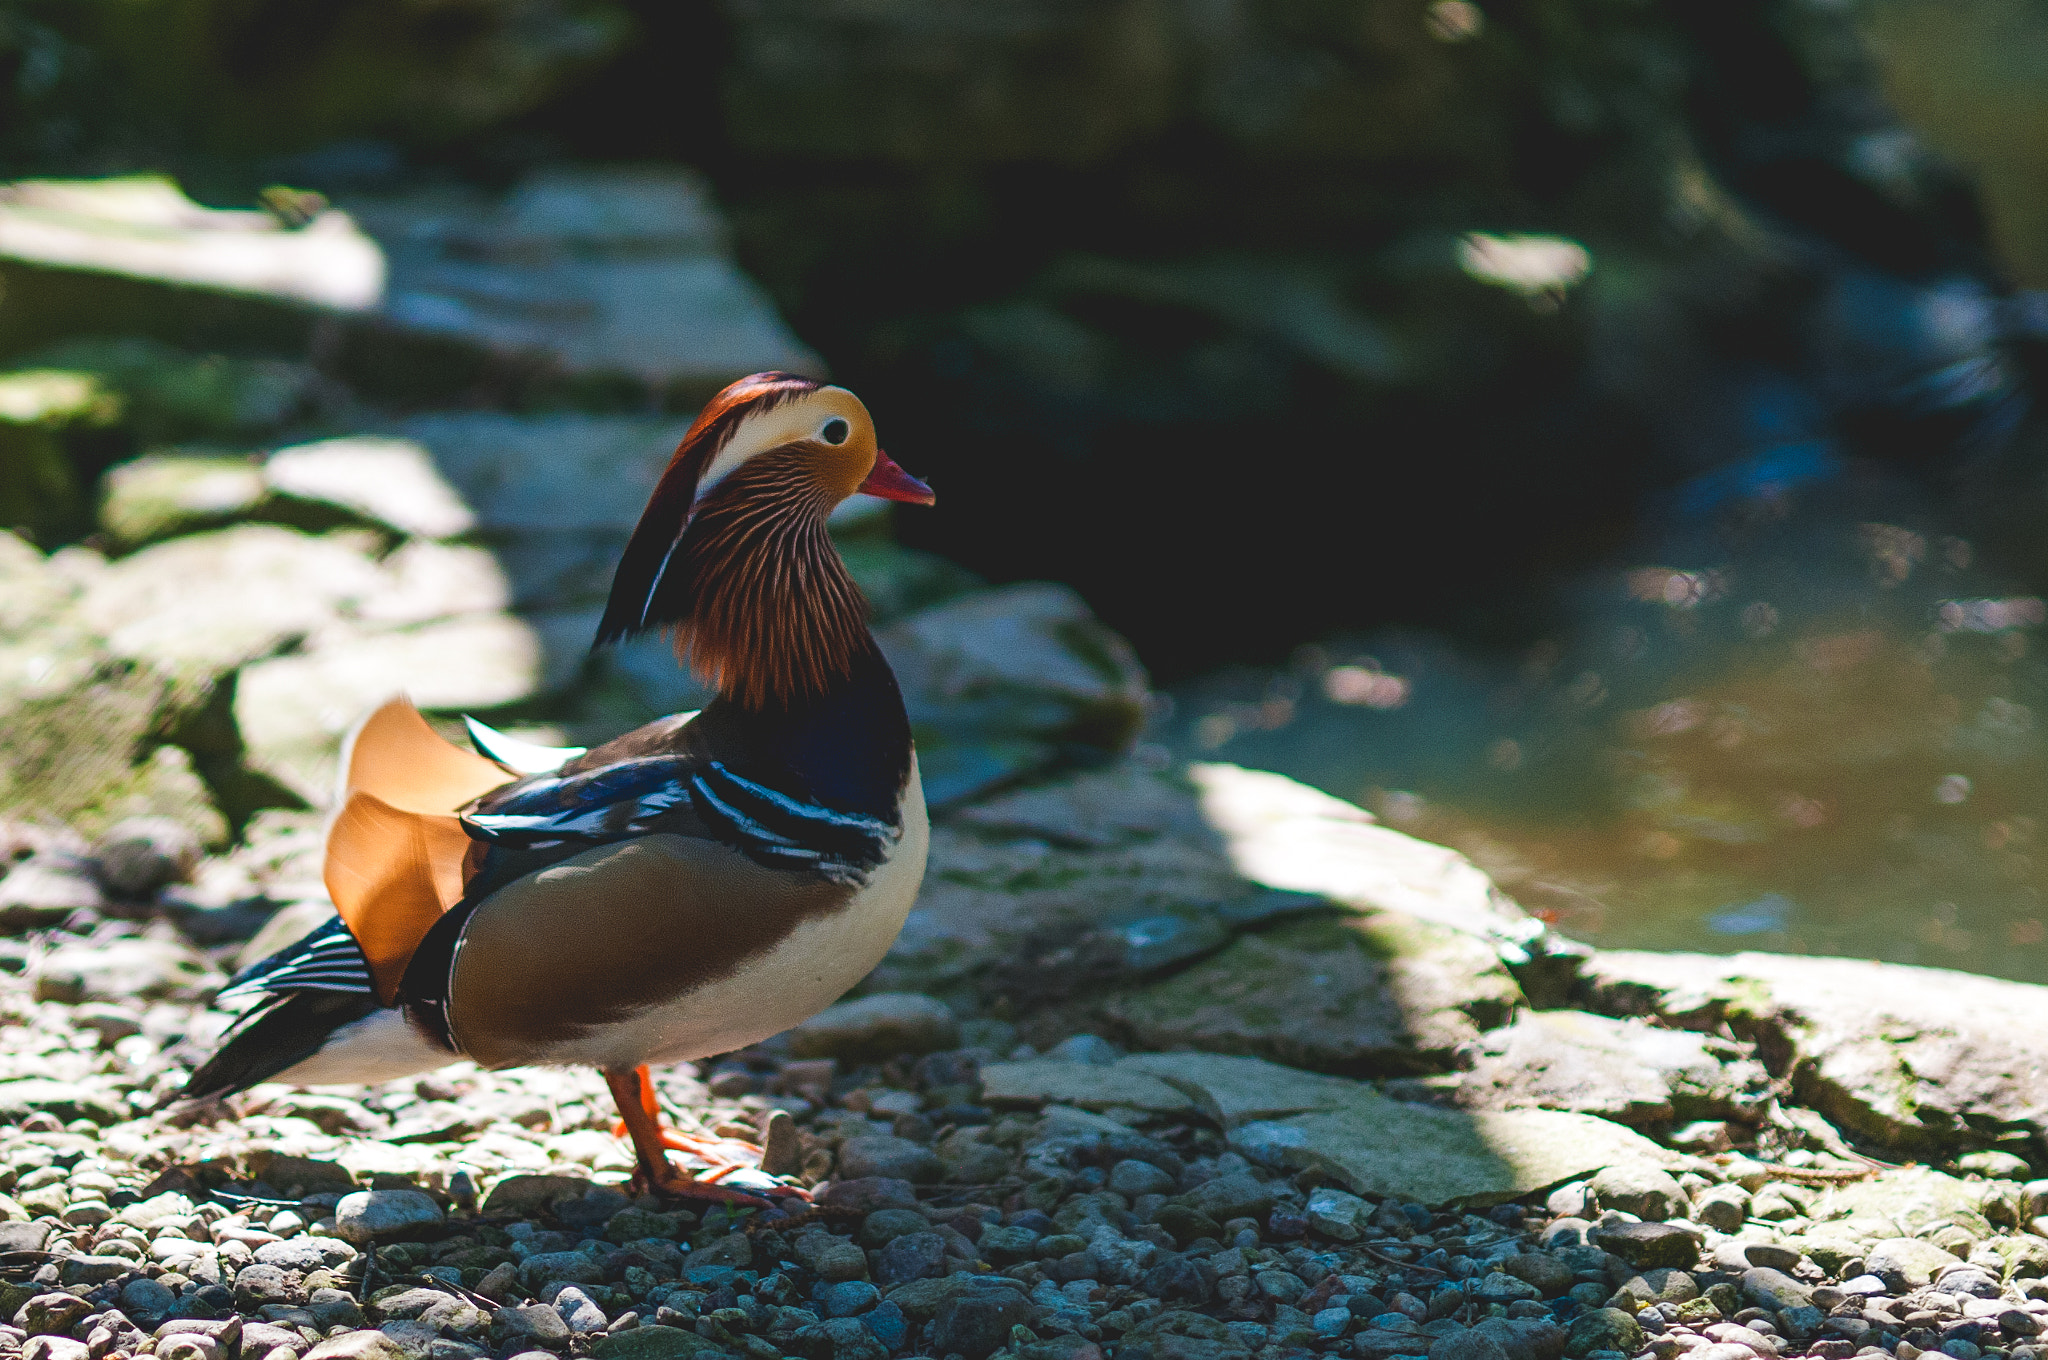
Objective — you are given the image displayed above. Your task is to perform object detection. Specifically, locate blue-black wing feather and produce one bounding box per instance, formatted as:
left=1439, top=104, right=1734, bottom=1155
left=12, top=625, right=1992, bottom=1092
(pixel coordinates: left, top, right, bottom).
left=186, top=916, right=383, bottom=1103
left=217, top=915, right=374, bottom=1004
left=464, top=754, right=893, bottom=884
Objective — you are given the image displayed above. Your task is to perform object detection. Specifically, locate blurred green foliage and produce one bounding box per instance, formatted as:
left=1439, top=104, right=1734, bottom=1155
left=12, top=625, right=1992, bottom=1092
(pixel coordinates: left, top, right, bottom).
left=0, top=0, right=627, bottom=169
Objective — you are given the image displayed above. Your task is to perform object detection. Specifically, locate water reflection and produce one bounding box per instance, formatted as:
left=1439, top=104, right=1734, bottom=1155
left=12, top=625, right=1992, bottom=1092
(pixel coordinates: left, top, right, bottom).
left=1165, top=474, right=2048, bottom=982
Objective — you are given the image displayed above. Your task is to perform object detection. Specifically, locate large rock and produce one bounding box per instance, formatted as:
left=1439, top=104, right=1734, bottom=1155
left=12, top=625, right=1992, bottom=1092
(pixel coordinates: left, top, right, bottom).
left=1105, top=912, right=1523, bottom=1076
left=264, top=438, right=476, bottom=540
left=0, top=178, right=382, bottom=312
left=1187, top=763, right=1544, bottom=959
left=868, top=762, right=1274, bottom=1000
left=1579, top=950, right=2048, bottom=1157
left=97, top=454, right=268, bottom=548
left=348, top=166, right=819, bottom=404
left=1449, top=1010, right=1771, bottom=1128
left=75, top=524, right=387, bottom=672
left=68, top=522, right=547, bottom=806
left=233, top=614, right=543, bottom=802
left=881, top=757, right=1539, bottom=1072
left=383, top=410, right=709, bottom=722
left=948, top=760, right=1216, bottom=848
left=1229, top=1085, right=1685, bottom=1208
left=0, top=534, right=230, bottom=837
left=394, top=412, right=694, bottom=561
left=100, top=438, right=480, bottom=548
left=877, top=583, right=1151, bottom=806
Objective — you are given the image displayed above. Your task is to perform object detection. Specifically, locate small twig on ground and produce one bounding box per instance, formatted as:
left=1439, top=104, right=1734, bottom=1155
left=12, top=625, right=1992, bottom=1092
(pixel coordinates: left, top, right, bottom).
left=1356, top=1244, right=1448, bottom=1277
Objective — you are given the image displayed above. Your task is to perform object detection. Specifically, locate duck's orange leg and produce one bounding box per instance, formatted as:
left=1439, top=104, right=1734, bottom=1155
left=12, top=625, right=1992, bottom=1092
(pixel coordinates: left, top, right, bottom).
left=603, top=1066, right=806, bottom=1207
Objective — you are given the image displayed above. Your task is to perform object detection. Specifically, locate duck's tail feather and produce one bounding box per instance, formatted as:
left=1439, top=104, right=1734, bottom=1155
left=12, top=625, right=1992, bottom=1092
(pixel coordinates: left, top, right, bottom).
left=183, top=990, right=382, bottom=1101
left=189, top=914, right=424, bottom=1101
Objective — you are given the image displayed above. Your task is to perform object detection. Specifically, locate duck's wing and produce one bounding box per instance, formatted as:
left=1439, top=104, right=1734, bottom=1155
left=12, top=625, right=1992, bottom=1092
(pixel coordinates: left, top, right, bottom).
left=217, top=915, right=371, bottom=1004
left=464, top=716, right=588, bottom=775
left=464, top=756, right=895, bottom=881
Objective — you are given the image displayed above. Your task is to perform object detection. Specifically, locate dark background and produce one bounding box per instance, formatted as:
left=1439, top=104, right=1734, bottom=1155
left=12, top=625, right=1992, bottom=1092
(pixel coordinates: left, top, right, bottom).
left=3, top=0, right=2046, bottom=681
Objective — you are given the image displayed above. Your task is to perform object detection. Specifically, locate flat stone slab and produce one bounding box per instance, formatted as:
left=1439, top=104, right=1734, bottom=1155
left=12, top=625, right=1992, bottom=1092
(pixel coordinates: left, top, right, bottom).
left=395, top=413, right=693, bottom=541
left=0, top=177, right=382, bottom=309
left=234, top=614, right=544, bottom=802
left=1104, top=913, right=1523, bottom=1076
left=1579, top=950, right=2048, bottom=1157
left=871, top=767, right=1259, bottom=999
left=1809, top=1166, right=1990, bottom=1237
left=349, top=167, right=819, bottom=397
left=75, top=524, right=389, bottom=672
left=948, top=762, right=1216, bottom=848
left=1233, top=1090, right=1685, bottom=1208
left=978, top=1059, right=1199, bottom=1116
left=891, top=757, right=1538, bottom=1075
left=1119, top=1051, right=1364, bottom=1128
left=1189, top=763, right=1543, bottom=957
left=265, top=438, right=475, bottom=540
left=1448, top=1009, right=1771, bottom=1129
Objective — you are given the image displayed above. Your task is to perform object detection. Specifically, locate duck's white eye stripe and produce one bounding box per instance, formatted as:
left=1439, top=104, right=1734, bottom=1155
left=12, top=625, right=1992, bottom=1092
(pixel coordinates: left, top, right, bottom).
left=821, top=418, right=850, bottom=445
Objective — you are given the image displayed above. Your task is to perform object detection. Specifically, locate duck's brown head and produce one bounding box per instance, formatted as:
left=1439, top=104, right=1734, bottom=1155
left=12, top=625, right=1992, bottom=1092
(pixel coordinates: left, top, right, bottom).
left=595, top=372, right=934, bottom=707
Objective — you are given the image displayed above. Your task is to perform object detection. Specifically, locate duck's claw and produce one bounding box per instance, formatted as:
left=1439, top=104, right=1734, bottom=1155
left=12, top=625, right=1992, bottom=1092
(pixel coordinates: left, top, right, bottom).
left=635, top=1165, right=779, bottom=1209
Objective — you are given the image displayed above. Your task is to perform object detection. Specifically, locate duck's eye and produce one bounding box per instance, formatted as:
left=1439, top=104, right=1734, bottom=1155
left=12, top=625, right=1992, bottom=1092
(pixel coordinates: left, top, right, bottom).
left=820, top=418, right=850, bottom=445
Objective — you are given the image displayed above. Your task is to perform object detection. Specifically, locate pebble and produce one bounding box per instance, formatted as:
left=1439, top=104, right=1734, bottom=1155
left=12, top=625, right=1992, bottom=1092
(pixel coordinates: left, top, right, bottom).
left=1596, top=1220, right=1700, bottom=1269
left=1744, top=1242, right=1803, bottom=1272
left=1590, top=1167, right=1688, bottom=1222
left=552, top=1286, right=608, bottom=1333
left=1744, top=1266, right=1815, bottom=1312
left=306, top=1333, right=406, bottom=1360
left=836, top=1134, right=944, bottom=1183
left=1311, top=1186, right=1371, bottom=1241
left=863, top=1301, right=909, bottom=1349
left=1868, top=1239, right=1965, bottom=1292
left=1110, top=1158, right=1178, bottom=1197
left=822, top=1281, right=882, bottom=1316
left=333, top=1188, right=443, bottom=1245
left=788, top=993, right=961, bottom=1060
left=90, top=817, right=201, bottom=898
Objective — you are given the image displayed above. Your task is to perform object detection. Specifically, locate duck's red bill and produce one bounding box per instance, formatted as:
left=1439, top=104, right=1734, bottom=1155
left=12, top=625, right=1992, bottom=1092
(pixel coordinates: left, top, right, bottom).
left=858, top=449, right=935, bottom=505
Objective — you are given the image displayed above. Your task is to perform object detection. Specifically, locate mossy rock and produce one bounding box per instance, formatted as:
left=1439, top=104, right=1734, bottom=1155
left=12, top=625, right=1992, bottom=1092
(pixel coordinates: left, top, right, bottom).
left=1104, top=913, right=1523, bottom=1076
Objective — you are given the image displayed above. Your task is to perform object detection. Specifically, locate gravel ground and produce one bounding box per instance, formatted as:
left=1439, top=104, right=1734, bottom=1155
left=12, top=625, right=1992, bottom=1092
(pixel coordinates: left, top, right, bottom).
left=1, top=967, right=2046, bottom=1360
left=4, top=825, right=2048, bottom=1360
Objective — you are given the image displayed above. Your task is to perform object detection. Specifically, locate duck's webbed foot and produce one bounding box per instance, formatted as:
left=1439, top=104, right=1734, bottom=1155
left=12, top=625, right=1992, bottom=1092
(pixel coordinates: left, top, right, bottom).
left=604, top=1065, right=809, bottom=1210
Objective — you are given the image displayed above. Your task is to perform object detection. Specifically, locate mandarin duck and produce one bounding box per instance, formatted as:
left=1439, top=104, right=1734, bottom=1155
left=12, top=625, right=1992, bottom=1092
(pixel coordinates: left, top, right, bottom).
left=184, top=373, right=935, bottom=1204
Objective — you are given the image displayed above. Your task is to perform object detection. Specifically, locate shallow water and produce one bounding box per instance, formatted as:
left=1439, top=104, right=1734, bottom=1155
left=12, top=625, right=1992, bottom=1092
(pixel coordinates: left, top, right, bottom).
left=1165, top=477, right=2048, bottom=982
